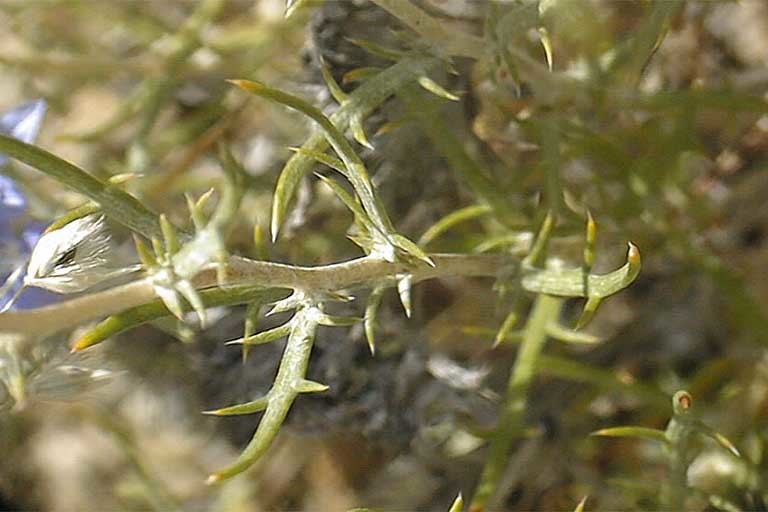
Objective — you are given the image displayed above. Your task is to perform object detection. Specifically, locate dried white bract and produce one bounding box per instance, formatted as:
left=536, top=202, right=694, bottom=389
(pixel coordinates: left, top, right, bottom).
left=25, top=214, right=137, bottom=293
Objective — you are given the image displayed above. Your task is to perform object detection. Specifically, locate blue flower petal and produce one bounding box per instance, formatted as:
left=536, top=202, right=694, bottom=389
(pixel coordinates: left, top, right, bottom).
left=0, top=99, right=55, bottom=311
left=0, top=99, right=48, bottom=143
left=0, top=222, right=59, bottom=310
left=0, top=175, right=27, bottom=219
left=0, top=99, right=48, bottom=168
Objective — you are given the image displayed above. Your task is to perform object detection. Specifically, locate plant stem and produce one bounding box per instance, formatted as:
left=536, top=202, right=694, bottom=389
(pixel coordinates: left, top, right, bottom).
left=271, top=55, right=440, bottom=240
left=0, top=253, right=503, bottom=341
left=661, top=391, right=695, bottom=510
left=207, top=305, right=320, bottom=482
left=470, top=294, right=563, bottom=512
left=0, top=134, right=163, bottom=240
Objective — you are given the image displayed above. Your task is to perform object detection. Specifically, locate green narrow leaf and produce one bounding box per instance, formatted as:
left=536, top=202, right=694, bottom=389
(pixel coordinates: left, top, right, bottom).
left=317, top=315, right=363, bottom=327
left=211, top=143, right=248, bottom=231
left=391, top=234, right=435, bottom=267
left=522, top=243, right=641, bottom=298
left=365, top=285, right=386, bottom=355
left=473, top=232, right=532, bottom=254
left=523, top=211, right=556, bottom=267
left=419, top=204, right=491, bottom=246
left=133, top=234, right=157, bottom=268
left=584, top=210, right=596, bottom=269
left=695, top=422, right=741, bottom=458
left=345, top=37, right=404, bottom=61
left=493, top=3, right=539, bottom=96
left=375, top=118, right=408, bottom=137
left=536, top=355, right=668, bottom=407
left=176, top=279, right=208, bottom=327
left=154, top=283, right=185, bottom=321
left=0, top=134, right=162, bottom=239
left=448, top=493, right=464, bottom=512
left=160, top=214, right=180, bottom=256
left=252, top=224, right=270, bottom=261
left=207, top=307, right=321, bottom=483
left=3, top=346, right=27, bottom=410
left=591, top=426, right=669, bottom=444
left=44, top=203, right=102, bottom=233
left=203, top=396, right=269, bottom=416
left=225, top=323, right=292, bottom=346
left=71, top=286, right=286, bottom=352
left=289, top=147, right=345, bottom=172
left=268, top=57, right=438, bottom=241
left=314, top=173, right=375, bottom=231
left=186, top=190, right=214, bottom=230
left=537, top=115, right=562, bottom=215
left=574, top=496, right=588, bottom=512
left=342, top=67, right=383, bottom=84
left=608, top=0, right=684, bottom=87
left=195, top=188, right=216, bottom=212
left=350, top=114, right=374, bottom=149
left=398, top=275, right=413, bottom=318
left=228, top=79, right=369, bottom=178
left=417, top=76, right=460, bottom=101
left=230, top=79, right=391, bottom=239
left=320, top=60, right=349, bottom=104
left=538, top=26, right=554, bottom=71
left=151, top=238, right=166, bottom=262
left=242, top=300, right=263, bottom=362
left=546, top=322, right=601, bottom=344
left=575, top=297, right=602, bottom=330
left=494, top=309, right=519, bottom=348
left=294, top=379, right=330, bottom=393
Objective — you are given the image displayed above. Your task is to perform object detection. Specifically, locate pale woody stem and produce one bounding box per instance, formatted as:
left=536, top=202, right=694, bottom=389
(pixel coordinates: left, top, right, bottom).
left=0, top=253, right=505, bottom=341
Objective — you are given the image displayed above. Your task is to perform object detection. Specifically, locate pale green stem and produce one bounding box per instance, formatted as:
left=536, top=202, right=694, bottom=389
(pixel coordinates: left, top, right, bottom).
left=0, top=253, right=504, bottom=341
left=470, top=294, right=563, bottom=511
left=207, top=306, right=319, bottom=482
left=536, top=115, right=562, bottom=216
left=661, top=392, right=695, bottom=510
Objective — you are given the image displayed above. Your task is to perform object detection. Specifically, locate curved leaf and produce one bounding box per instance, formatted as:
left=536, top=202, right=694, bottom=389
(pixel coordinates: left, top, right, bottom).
left=419, top=204, right=491, bottom=246
left=203, top=396, right=269, bottom=416
left=72, top=286, right=287, bottom=352
left=261, top=57, right=438, bottom=240
left=230, top=79, right=388, bottom=236
left=0, top=134, right=161, bottom=239
left=522, top=243, right=641, bottom=298
left=364, top=284, right=386, bottom=355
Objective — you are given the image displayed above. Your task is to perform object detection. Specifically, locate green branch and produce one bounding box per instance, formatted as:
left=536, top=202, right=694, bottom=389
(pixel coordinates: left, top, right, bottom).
left=206, top=304, right=322, bottom=482
left=470, top=294, right=563, bottom=510
left=268, top=56, right=439, bottom=240
left=0, top=253, right=504, bottom=341
left=0, top=133, right=162, bottom=239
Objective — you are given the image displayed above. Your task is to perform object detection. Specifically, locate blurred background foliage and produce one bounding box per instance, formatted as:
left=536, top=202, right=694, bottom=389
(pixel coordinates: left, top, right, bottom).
left=1, top=0, right=768, bottom=510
